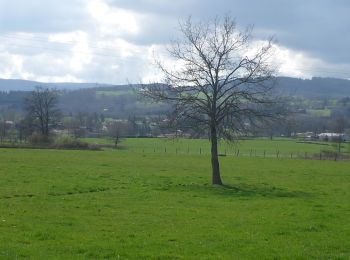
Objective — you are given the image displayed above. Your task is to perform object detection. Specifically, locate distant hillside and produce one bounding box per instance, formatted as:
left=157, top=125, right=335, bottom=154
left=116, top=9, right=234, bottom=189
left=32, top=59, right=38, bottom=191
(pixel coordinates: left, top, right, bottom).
left=0, top=79, right=116, bottom=91
left=276, top=77, right=350, bottom=98
left=1, top=77, right=350, bottom=98
left=1, top=77, right=350, bottom=118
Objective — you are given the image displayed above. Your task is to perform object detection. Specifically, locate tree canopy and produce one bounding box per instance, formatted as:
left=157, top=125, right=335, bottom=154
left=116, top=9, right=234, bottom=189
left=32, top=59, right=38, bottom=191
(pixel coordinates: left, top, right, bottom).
left=143, top=16, right=279, bottom=185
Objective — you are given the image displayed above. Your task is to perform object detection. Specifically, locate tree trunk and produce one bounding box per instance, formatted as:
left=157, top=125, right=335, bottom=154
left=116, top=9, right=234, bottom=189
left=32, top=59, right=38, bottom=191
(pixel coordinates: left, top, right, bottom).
left=115, top=136, right=119, bottom=149
left=45, top=113, right=50, bottom=137
left=40, top=118, right=45, bottom=136
left=210, top=125, right=223, bottom=185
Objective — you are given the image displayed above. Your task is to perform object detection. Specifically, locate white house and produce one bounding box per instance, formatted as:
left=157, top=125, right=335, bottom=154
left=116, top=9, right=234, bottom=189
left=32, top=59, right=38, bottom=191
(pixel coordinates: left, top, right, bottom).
left=318, top=133, right=348, bottom=141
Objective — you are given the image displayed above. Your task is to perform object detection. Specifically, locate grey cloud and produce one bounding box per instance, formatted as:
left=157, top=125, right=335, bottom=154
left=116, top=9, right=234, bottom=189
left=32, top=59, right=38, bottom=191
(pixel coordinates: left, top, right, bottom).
left=108, top=0, right=350, bottom=65
left=1, top=0, right=349, bottom=82
left=107, top=0, right=196, bottom=16
left=124, top=15, right=179, bottom=45
left=0, top=0, right=92, bottom=33
left=71, top=54, right=153, bottom=84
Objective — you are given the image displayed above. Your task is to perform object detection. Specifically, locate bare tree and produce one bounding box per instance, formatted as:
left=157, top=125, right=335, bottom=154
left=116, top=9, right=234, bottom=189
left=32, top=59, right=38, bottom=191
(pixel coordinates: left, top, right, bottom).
left=26, top=87, right=60, bottom=141
left=333, top=116, right=347, bottom=153
left=0, top=120, right=8, bottom=142
left=106, top=120, right=130, bottom=148
left=143, top=16, right=279, bottom=185
left=17, top=117, right=33, bottom=143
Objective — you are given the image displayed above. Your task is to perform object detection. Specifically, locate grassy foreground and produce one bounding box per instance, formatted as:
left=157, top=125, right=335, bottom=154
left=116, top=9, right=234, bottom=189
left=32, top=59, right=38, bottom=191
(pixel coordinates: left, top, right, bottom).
left=0, top=147, right=349, bottom=259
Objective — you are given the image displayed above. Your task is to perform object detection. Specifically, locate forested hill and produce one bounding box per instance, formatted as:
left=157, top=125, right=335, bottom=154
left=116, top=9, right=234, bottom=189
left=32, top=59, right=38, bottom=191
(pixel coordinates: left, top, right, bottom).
left=275, top=77, right=350, bottom=98
left=1, top=77, right=350, bottom=98
left=0, top=79, right=117, bottom=91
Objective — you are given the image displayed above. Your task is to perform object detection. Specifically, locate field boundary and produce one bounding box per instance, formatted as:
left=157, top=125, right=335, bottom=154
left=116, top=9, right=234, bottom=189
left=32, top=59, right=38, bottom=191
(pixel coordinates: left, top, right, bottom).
left=128, top=146, right=350, bottom=161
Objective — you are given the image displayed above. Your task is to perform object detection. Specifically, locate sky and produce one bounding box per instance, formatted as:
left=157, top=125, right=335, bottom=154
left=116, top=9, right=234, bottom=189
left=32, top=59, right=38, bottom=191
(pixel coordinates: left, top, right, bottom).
left=0, top=0, right=349, bottom=84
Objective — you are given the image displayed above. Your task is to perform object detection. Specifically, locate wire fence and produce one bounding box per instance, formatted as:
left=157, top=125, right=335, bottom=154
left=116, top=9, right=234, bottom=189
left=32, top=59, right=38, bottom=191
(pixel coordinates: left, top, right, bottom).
left=128, top=146, right=350, bottom=161
left=1, top=137, right=349, bottom=161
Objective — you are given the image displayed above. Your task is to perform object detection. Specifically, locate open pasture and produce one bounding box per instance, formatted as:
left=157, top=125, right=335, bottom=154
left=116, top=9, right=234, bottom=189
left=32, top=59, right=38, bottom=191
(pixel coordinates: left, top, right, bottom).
left=0, top=145, right=349, bottom=259
left=85, top=137, right=349, bottom=158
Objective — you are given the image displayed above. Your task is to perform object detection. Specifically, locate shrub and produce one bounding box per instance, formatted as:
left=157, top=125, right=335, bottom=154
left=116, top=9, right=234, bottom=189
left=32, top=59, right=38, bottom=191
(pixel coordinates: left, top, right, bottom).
left=30, top=133, right=51, bottom=144
left=54, top=136, right=89, bottom=149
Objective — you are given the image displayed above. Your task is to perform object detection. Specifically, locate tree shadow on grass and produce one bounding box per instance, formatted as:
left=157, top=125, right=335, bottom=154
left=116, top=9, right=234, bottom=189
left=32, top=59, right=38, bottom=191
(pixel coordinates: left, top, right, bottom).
left=171, top=182, right=310, bottom=199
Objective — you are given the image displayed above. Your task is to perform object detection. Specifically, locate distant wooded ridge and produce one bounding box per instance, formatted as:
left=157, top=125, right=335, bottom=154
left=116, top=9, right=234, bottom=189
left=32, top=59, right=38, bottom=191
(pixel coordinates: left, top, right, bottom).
left=1, top=76, right=350, bottom=98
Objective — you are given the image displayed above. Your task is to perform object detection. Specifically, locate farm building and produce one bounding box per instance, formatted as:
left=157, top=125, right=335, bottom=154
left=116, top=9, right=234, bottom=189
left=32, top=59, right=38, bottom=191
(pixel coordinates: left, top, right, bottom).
left=318, top=133, right=348, bottom=141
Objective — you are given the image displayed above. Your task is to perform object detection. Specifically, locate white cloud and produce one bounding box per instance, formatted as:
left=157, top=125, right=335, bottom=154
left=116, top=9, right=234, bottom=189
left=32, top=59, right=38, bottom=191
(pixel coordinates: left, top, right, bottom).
left=271, top=44, right=350, bottom=79
left=0, top=0, right=349, bottom=84
left=272, top=44, right=318, bottom=79
left=49, top=31, right=92, bottom=72
left=0, top=53, right=25, bottom=79
left=87, top=0, right=142, bottom=37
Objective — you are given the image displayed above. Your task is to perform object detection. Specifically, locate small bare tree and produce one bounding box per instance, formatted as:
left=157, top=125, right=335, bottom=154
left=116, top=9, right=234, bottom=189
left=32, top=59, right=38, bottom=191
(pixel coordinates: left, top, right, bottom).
left=0, top=120, right=8, bottom=143
left=333, top=116, right=347, bottom=153
left=26, top=87, right=60, bottom=141
left=107, top=121, right=130, bottom=148
left=143, top=16, right=279, bottom=185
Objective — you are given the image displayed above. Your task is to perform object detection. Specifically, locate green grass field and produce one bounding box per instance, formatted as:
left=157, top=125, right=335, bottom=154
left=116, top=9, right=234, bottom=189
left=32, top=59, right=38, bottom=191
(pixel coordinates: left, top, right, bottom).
left=83, top=137, right=348, bottom=157
left=96, top=90, right=133, bottom=97
left=307, top=109, right=332, bottom=117
left=0, top=143, right=349, bottom=259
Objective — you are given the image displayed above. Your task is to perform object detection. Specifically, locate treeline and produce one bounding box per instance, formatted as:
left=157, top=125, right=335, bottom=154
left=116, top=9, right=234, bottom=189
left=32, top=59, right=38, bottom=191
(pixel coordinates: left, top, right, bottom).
left=0, top=85, right=350, bottom=145
left=0, top=87, right=169, bottom=118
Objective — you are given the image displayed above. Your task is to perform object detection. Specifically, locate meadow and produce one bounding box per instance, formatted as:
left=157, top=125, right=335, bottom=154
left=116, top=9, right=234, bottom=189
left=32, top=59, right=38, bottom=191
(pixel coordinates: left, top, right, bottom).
left=85, top=137, right=349, bottom=158
left=96, top=90, right=133, bottom=97
left=0, top=139, right=349, bottom=259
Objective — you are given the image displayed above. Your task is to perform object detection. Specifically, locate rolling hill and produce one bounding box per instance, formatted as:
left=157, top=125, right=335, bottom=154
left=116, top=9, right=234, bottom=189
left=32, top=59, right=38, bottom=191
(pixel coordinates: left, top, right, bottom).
left=1, top=77, right=350, bottom=98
